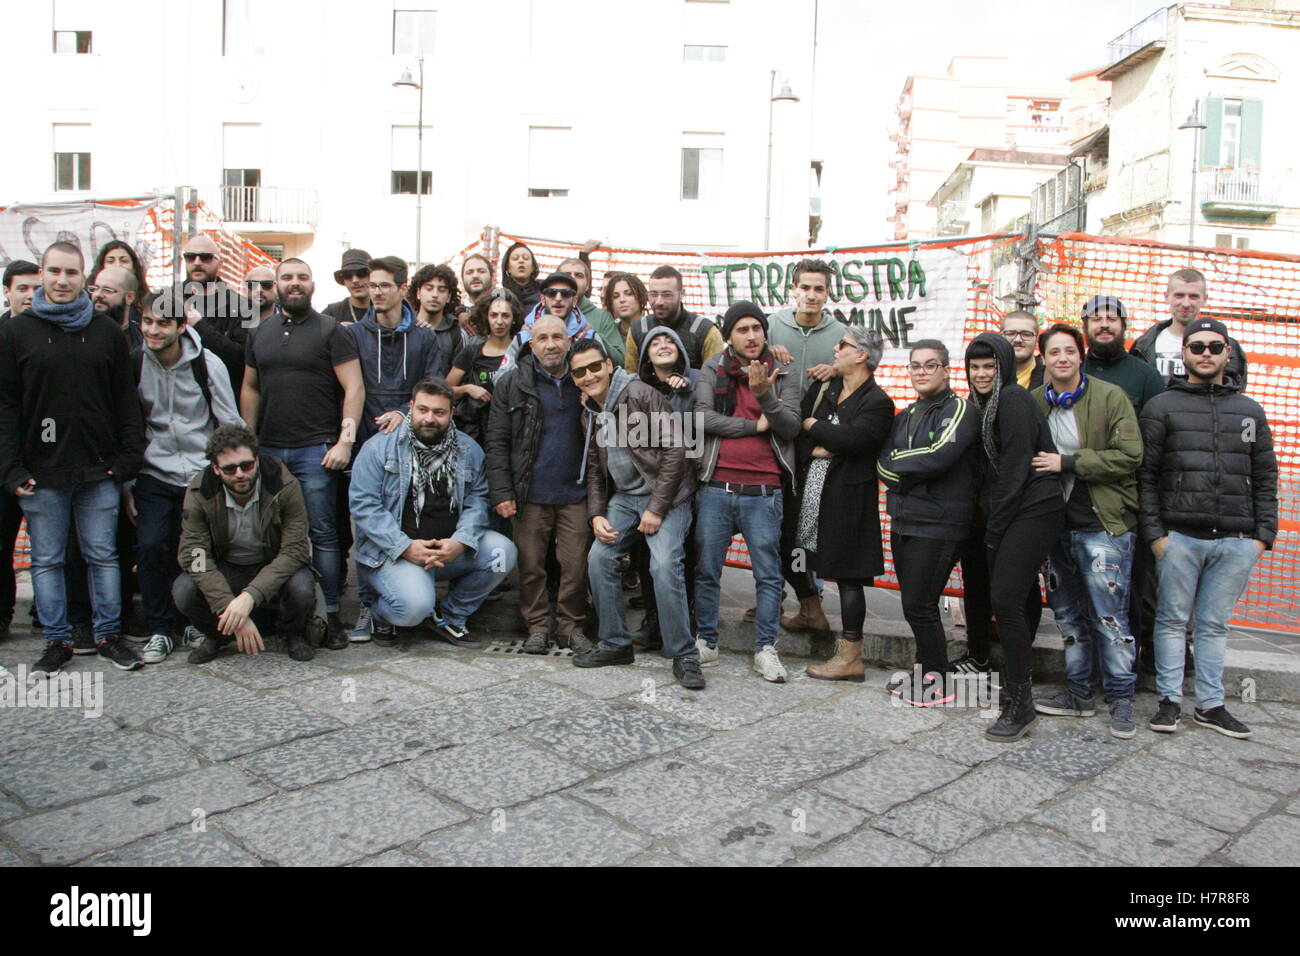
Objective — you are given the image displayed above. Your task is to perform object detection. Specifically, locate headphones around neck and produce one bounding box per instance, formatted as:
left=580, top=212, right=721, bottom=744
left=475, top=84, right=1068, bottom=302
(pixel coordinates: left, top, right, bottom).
left=1045, top=373, right=1087, bottom=409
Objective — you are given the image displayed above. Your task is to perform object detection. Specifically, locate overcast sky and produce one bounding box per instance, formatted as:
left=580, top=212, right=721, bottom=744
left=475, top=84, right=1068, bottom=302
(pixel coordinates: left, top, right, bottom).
left=811, top=0, right=1199, bottom=243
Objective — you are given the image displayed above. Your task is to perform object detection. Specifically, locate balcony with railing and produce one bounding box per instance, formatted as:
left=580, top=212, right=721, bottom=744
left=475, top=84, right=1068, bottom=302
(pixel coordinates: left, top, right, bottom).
left=1100, top=6, right=1167, bottom=81
left=194, top=186, right=319, bottom=233
left=935, top=200, right=970, bottom=236
left=1201, top=171, right=1286, bottom=220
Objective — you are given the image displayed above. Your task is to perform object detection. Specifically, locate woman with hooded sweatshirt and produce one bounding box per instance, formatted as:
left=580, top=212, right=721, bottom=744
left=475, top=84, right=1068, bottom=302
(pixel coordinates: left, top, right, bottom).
left=501, top=241, right=541, bottom=312
left=964, top=331, right=1064, bottom=741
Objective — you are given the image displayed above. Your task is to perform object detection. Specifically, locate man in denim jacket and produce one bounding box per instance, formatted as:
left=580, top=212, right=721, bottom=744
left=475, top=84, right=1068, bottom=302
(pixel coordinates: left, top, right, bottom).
left=349, top=377, right=517, bottom=647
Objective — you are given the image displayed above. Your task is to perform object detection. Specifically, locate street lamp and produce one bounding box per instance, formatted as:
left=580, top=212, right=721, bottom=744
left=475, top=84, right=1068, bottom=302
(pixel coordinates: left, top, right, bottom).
left=394, top=57, right=425, bottom=265
left=1178, top=100, right=1207, bottom=247
left=764, top=71, right=800, bottom=251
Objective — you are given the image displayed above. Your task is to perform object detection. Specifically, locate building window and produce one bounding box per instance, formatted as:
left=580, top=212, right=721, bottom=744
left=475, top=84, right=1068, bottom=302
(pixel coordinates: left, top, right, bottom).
left=53, top=31, right=92, bottom=53
left=528, top=126, right=571, bottom=198
left=222, top=123, right=264, bottom=219
left=681, top=137, right=723, bottom=201
left=1203, top=96, right=1263, bottom=170
left=53, top=0, right=93, bottom=53
left=683, top=45, right=726, bottom=62
left=1214, top=233, right=1250, bottom=250
left=393, top=9, right=436, bottom=55
left=222, top=0, right=263, bottom=56
left=391, top=125, right=431, bottom=194
left=52, top=124, right=92, bottom=191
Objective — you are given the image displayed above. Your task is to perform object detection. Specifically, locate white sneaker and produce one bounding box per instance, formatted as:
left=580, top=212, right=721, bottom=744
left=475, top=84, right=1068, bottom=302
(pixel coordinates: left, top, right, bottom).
left=349, top=605, right=373, bottom=643
left=182, top=625, right=205, bottom=649
left=141, top=632, right=174, bottom=664
left=753, top=646, right=788, bottom=683
left=696, top=637, right=719, bottom=667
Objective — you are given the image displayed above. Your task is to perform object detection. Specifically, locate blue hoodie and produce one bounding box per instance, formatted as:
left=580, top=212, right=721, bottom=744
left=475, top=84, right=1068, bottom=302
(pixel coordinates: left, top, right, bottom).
left=344, top=302, right=444, bottom=443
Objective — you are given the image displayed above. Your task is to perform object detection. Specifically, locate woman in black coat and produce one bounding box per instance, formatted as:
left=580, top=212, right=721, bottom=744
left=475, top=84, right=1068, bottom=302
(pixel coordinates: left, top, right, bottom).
left=800, top=325, right=896, bottom=682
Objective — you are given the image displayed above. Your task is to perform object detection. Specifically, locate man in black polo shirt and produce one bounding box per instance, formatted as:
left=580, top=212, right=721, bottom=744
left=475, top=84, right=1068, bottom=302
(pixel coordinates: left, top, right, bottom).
left=241, top=258, right=364, bottom=648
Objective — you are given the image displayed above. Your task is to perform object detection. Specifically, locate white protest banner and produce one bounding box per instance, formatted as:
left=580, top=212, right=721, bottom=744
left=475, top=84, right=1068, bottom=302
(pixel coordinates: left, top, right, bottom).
left=0, top=200, right=159, bottom=272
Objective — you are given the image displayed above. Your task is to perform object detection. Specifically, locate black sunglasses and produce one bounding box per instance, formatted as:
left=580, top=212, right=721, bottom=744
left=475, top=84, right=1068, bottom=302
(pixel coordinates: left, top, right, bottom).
left=340, top=269, right=370, bottom=281
left=246, top=280, right=274, bottom=291
left=1186, top=341, right=1226, bottom=355
left=217, top=459, right=257, bottom=476
left=183, top=252, right=215, bottom=263
left=570, top=359, right=607, bottom=380
left=542, top=287, right=576, bottom=299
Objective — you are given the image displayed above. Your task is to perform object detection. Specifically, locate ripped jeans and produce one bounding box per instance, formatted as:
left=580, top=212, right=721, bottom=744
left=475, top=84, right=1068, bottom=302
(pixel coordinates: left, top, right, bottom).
left=1045, top=529, right=1136, bottom=702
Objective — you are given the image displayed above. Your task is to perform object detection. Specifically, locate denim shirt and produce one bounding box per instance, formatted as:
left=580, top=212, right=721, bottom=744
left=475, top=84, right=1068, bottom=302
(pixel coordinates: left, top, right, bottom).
left=349, top=424, right=492, bottom=568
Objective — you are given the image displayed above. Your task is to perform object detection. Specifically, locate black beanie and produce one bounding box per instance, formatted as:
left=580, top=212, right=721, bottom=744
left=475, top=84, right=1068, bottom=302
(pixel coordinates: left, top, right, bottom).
left=721, top=300, right=767, bottom=340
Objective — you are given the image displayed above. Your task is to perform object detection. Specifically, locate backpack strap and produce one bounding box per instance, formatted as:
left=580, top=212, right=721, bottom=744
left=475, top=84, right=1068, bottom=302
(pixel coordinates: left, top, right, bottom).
left=132, top=345, right=217, bottom=429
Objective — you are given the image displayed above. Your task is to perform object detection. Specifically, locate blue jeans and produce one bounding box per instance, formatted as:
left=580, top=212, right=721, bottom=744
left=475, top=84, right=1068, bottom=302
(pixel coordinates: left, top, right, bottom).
left=588, top=494, right=696, bottom=659
left=134, top=474, right=189, bottom=634
left=20, top=479, right=122, bottom=644
left=1154, top=531, right=1259, bottom=709
left=694, top=485, right=784, bottom=651
left=264, top=444, right=341, bottom=612
left=1046, top=529, right=1137, bottom=702
left=360, top=529, right=517, bottom=628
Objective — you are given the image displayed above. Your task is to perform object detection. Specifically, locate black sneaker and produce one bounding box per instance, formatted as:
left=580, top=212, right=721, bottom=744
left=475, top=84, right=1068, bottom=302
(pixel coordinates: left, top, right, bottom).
left=323, top=612, right=348, bottom=650
left=372, top=620, right=399, bottom=648
left=572, top=644, right=634, bottom=668
left=633, top=612, right=662, bottom=650
left=71, top=624, right=97, bottom=655
left=97, top=636, right=144, bottom=671
left=431, top=617, right=483, bottom=649
left=1194, top=705, right=1252, bottom=739
left=32, top=642, right=73, bottom=678
left=1149, top=698, right=1181, bottom=733
left=286, top=632, right=316, bottom=661
left=187, top=634, right=229, bottom=664
left=522, top=631, right=550, bottom=655
left=673, top=656, right=706, bottom=690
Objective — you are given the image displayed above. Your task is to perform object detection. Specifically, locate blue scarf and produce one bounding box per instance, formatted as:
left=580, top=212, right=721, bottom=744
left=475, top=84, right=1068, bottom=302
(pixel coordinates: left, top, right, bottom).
left=32, top=287, right=94, bottom=331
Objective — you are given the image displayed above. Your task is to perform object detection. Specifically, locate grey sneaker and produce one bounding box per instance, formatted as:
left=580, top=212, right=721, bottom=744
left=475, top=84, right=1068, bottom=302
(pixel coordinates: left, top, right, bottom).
left=696, top=637, right=719, bottom=667
left=1034, top=689, right=1096, bottom=717
left=566, top=630, right=594, bottom=655
left=349, top=605, right=373, bottom=643
left=141, top=632, right=174, bottom=664
left=1108, top=698, right=1136, bottom=739
left=182, top=625, right=205, bottom=648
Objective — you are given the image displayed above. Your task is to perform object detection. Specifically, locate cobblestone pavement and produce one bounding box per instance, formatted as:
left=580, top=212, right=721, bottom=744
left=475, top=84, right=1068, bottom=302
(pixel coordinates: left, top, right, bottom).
left=2, top=614, right=1298, bottom=867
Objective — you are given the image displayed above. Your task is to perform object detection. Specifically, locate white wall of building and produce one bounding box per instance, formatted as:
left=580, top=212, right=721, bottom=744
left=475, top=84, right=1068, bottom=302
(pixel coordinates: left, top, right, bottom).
left=1, top=0, right=817, bottom=283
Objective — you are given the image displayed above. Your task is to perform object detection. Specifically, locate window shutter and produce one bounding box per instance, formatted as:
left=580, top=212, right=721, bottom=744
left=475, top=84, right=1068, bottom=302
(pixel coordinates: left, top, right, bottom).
left=1239, top=98, right=1263, bottom=169
left=1201, top=95, right=1222, bottom=168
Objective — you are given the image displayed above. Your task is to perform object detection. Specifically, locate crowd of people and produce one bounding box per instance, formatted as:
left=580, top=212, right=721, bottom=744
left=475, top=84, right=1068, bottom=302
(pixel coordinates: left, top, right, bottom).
left=0, top=236, right=1278, bottom=744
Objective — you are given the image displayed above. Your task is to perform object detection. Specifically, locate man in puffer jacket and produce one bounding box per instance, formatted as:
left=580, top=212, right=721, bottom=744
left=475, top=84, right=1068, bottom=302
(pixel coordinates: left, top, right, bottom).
left=1139, top=318, right=1277, bottom=740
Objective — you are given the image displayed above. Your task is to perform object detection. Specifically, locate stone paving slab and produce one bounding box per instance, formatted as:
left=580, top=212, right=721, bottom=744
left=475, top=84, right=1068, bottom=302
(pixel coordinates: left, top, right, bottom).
left=931, top=763, right=1075, bottom=822
left=1002, top=726, right=1143, bottom=783
left=274, top=671, right=444, bottom=725
left=197, top=654, right=337, bottom=690
left=1031, top=791, right=1230, bottom=866
left=400, top=679, right=588, bottom=746
left=2, top=765, right=271, bottom=865
left=1224, top=815, right=1300, bottom=867
left=940, top=825, right=1119, bottom=867
left=802, top=684, right=949, bottom=744
left=152, top=694, right=344, bottom=761
left=670, top=788, right=866, bottom=866
left=522, top=701, right=711, bottom=772
left=0, top=704, right=119, bottom=761
left=0, top=845, right=24, bottom=867
left=234, top=719, right=451, bottom=790
left=0, top=792, right=25, bottom=824
left=5, top=731, right=199, bottom=809
left=1151, top=732, right=1300, bottom=794
left=78, top=826, right=263, bottom=867
left=218, top=767, right=468, bottom=867
left=98, top=669, right=252, bottom=726
left=380, top=657, right=511, bottom=694
left=541, top=662, right=675, bottom=700
left=563, top=757, right=769, bottom=838
left=910, top=716, right=1043, bottom=766
left=400, top=734, right=591, bottom=812
left=626, top=672, right=830, bottom=731
left=872, top=796, right=992, bottom=854
left=1092, top=754, right=1279, bottom=833
left=352, top=849, right=427, bottom=867
left=419, top=794, right=650, bottom=866
left=815, top=748, right=969, bottom=814
left=798, top=828, right=935, bottom=867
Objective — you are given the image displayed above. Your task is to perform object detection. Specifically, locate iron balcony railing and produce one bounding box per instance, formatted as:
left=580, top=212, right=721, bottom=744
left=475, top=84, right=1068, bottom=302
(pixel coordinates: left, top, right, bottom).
left=1105, top=6, right=1167, bottom=65
left=1203, top=170, right=1281, bottom=207
left=195, top=185, right=319, bottom=229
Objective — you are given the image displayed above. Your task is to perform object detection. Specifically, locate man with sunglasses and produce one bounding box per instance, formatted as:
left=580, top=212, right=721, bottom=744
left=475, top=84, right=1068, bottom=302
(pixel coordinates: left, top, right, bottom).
left=1139, top=318, right=1277, bottom=739
left=243, top=266, right=278, bottom=325
left=175, top=424, right=318, bottom=663
left=174, top=234, right=253, bottom=394
left=323, top=249, right=372, bottom=325
left=504, top=271, right=596, bottom=364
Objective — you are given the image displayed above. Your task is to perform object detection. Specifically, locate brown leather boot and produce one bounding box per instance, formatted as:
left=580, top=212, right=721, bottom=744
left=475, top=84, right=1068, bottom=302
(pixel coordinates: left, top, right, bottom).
left=806, top=634, right=865, bottom=682
left=781, top=595, right=831, bottom=636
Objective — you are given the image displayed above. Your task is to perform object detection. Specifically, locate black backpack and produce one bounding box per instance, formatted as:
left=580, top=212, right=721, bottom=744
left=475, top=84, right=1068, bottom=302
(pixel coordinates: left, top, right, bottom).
left=131, top=346, right=218, bottom=430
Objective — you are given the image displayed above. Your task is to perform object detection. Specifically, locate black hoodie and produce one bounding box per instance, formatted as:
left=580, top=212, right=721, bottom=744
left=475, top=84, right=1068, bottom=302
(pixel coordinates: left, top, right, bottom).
left=964, top=331, right=1062, bottom=550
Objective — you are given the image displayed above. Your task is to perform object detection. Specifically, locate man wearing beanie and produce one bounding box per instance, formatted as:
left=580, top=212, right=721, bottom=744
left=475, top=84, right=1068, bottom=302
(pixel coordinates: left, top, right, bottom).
left=1139, top=317, right=1277, bottom=739
left=1081, top=295, right=1165, bottom=414
left=323, top=248, right=373, bottom=325
left=693, top=301, right=801, bottom=683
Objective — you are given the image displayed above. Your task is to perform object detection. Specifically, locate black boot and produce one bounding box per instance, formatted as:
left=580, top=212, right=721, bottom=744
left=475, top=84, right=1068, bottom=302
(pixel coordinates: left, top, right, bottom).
left=984, top=678, right=1036, bottom=742
left=633, top=611, right=662, bottom=650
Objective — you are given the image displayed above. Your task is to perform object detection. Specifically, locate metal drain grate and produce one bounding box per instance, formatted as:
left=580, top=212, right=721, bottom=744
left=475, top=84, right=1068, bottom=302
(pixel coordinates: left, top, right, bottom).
left=485, top=639, right=573, bottom=658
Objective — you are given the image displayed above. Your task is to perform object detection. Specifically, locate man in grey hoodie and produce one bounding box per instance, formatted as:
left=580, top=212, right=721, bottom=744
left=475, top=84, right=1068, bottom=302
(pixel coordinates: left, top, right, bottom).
left=127, top=301, right=243, bottom=663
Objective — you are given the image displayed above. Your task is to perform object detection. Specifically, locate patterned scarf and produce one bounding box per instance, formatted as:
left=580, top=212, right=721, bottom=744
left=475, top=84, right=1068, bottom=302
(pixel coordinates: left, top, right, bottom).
left=972, top=384, right=1002, bottom=472
left=713, top=346, right=774, bottom=416
left=408, top=417, right=461, bottom=515
left=32, top=287, right=94, bottom=331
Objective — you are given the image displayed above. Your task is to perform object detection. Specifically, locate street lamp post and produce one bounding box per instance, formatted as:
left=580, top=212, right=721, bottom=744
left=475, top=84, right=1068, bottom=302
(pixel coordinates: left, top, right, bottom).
left=1178, top=99, right=1207, bottom=247
left=393, top=57, right=425, bottom=265
left=764, top=70, right=800, bottom=251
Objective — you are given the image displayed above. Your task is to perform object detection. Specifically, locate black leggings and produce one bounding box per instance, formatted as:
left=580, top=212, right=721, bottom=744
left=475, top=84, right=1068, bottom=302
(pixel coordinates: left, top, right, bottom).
left=893, top=533, right=959, bottom=674
left=837, top=577, right=871, bottom=634
left=987, top=507, right=1064, bottom=685
left=959, top=529, right=1045, bottom=662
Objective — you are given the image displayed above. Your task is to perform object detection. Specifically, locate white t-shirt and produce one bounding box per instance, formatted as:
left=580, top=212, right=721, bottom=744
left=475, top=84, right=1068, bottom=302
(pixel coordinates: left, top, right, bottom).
left=1154, top=327, right=1185, bottom=378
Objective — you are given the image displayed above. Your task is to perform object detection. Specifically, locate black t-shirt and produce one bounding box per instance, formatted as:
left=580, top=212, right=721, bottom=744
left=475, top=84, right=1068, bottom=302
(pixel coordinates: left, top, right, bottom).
left=1065, top=478, right=1104, bottom=532
left=452, top=342, right=507, bottom=390
left=246, top=309, right=358, bottom=448
left=401, top=482, right=458, bottom=541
